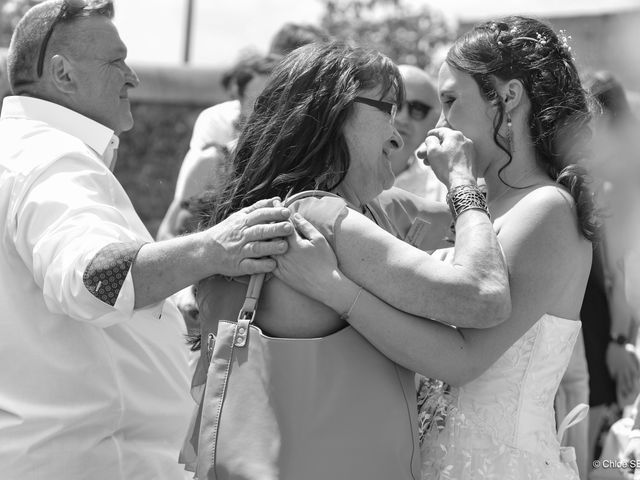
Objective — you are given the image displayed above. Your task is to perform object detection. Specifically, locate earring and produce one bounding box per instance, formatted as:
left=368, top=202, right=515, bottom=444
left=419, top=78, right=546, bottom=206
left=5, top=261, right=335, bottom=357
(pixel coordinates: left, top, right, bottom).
left=506, top=113, right=513, bottom=152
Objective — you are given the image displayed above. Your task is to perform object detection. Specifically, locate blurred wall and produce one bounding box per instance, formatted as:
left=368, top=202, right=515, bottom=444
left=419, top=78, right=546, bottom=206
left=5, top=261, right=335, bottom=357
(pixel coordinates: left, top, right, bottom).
left=129, top=64, right=227, bottom=106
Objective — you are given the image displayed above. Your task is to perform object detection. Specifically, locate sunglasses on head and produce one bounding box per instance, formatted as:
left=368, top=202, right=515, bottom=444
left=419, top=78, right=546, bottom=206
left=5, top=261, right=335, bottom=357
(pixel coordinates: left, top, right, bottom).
left=36, top=0, right=89, bottom=78
left=353, top=96, right=398, bottom=124
left=399, top=100, right=433, bottom=121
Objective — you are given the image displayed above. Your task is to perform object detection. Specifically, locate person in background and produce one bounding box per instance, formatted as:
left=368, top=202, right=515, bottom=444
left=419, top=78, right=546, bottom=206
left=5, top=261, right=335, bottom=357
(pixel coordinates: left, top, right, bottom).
left=390, top=64, right=447, bottom=202
left=580, top=70, right=640, bottom=466
left=0, top=1, right=294, bottom=478
left=155, top=53, right=279, bottom=241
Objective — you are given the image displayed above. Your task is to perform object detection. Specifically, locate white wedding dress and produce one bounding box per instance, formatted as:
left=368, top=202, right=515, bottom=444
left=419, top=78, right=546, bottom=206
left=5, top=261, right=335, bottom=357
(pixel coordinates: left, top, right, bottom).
left=419, top=314, right=586, bottom=480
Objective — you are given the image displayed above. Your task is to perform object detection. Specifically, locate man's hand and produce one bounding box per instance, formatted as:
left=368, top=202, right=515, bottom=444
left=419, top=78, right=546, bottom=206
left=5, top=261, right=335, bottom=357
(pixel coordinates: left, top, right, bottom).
left=204, top=198, right=294, bottom=276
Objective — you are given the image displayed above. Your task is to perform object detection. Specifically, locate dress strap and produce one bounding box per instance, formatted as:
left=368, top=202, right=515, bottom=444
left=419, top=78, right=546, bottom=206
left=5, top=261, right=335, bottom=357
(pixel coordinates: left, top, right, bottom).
left=557, top=402, right=589, bottom=443
left=283, top=190, right=342, bottom=206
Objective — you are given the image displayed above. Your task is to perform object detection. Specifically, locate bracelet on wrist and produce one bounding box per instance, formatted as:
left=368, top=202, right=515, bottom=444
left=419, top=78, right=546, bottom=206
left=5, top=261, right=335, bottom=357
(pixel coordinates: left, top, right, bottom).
left=339, top=287, right=364, bottom=321
left=446, top=184, right=490, bottom=222
left=610, top=334, right=629, bottom=346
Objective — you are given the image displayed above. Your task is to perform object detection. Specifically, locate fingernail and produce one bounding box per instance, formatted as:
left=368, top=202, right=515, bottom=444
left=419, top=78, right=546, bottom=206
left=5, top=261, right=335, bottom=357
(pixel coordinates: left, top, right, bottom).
left=280, top=208, right=290, bottom=216
left=293, top=213, right=303, bottom=221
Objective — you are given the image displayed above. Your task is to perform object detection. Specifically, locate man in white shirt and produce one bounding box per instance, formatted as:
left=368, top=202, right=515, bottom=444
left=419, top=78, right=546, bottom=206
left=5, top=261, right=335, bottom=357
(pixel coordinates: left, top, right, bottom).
left=0, top=2, right=294, bottom=479
left=390, top=65, right=446, bottom=202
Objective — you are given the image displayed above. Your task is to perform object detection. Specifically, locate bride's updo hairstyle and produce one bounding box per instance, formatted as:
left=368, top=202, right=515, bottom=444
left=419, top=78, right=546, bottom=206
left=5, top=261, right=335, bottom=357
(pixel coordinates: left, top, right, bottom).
left=447, top=16, right=597, bottom=240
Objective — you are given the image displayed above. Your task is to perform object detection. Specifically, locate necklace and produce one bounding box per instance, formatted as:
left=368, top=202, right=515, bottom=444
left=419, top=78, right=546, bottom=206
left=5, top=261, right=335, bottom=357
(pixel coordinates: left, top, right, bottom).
left=486, top=165, right=543, bottom=207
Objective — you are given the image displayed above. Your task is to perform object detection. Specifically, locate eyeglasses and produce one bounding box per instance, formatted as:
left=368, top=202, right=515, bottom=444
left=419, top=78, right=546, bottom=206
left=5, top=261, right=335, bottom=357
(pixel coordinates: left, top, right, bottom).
left=36, top=0, right=88, bottom=78
left=398, top=100, right=433, bottom=121
left=353, top=96, right=398, bottom=124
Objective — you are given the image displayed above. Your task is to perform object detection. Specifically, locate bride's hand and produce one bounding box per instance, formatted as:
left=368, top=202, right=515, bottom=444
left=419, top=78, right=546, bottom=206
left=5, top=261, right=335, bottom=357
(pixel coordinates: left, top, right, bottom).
left=273, top=213, right=358, bottom=313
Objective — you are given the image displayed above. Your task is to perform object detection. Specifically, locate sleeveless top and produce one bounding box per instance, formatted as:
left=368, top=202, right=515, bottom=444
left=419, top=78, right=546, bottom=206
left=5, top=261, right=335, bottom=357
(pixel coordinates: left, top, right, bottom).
left=189, top=192, right=422, bottom=479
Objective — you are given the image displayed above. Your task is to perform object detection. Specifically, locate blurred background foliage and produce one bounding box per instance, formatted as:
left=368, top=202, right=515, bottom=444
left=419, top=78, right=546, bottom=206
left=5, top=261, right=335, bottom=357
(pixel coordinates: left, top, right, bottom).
left=320, top=0, right=455, bottom=76
left=1, top=0, right=39, bottom=46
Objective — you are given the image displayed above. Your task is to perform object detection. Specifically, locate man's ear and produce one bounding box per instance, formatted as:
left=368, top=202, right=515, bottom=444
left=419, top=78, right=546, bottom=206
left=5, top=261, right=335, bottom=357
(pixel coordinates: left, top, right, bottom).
left=499, top=79, right=525, bottom=114
left=49, top=54, right=76, bottom=94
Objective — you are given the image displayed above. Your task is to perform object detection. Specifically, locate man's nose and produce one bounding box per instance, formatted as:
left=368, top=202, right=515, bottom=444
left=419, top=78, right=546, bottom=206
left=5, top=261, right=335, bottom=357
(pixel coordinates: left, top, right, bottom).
left=125, top=64, right=140, bottom=89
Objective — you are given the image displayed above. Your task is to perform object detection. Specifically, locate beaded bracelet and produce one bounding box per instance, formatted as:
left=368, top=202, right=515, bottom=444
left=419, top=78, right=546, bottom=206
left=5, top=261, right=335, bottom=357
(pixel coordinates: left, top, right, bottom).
left=446, top=184, right=490, bottom=222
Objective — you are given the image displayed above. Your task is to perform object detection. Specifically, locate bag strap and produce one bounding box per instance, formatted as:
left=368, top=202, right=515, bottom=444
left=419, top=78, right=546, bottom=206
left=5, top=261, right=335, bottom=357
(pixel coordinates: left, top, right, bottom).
left=283, top=189, right=342, bottom=205
left=237, top=273, right=265, bottom=323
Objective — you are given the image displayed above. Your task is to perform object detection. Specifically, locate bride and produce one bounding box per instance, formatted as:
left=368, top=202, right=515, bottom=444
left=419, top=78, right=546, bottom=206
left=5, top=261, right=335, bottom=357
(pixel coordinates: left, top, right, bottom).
left=275, top=16, right=595, bottom=479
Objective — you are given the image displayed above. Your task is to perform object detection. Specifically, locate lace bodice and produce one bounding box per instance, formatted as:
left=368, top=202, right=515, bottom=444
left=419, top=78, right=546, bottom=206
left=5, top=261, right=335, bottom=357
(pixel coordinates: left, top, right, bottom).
left=420, top=314, right=582, bottom=479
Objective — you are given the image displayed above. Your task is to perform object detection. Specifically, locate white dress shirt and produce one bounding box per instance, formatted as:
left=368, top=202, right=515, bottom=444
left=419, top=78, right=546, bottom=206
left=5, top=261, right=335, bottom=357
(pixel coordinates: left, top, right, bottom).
left=0, top=96, right=192, bottom=480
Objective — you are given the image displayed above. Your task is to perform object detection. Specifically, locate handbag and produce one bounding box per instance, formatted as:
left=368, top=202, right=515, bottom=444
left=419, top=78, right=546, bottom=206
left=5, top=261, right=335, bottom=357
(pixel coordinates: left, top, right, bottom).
left=179, top=191, right=421, bottom=480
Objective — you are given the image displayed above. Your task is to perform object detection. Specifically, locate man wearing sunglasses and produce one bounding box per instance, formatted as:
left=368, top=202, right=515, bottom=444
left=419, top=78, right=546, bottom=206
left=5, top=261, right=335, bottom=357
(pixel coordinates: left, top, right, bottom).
left=390, top=64, right=447, bottom=202
left=0, top=1, right=295, bottom=479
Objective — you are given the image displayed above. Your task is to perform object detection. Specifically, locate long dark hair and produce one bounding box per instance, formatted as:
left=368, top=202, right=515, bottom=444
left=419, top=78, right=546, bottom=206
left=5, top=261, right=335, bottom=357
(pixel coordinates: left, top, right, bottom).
left=199, top=41, right=403, bottom=228
left=447, top=16, right=597, bottom=240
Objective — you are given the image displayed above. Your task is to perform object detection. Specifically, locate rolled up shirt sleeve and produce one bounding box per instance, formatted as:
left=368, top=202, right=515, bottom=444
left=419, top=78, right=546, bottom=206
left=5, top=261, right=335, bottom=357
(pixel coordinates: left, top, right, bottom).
left=83, top=241, right=144, bottom=306
left=10, top=152, right=160, bottom=326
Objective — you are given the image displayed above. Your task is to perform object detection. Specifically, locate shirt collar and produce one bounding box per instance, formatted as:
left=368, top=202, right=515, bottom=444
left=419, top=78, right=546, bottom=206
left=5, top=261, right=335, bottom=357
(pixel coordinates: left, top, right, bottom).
left=1, top=96, right=120, bottom=169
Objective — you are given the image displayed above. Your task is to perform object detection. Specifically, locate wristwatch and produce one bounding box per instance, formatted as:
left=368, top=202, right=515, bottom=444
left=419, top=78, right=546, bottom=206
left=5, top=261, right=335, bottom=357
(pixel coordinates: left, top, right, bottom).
left=611, top=334, right=629, bottom=346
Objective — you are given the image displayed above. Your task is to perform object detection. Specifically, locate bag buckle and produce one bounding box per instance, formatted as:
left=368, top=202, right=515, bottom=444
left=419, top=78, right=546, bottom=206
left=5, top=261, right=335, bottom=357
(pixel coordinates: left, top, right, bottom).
left=234, top=315, right=251, bottom=347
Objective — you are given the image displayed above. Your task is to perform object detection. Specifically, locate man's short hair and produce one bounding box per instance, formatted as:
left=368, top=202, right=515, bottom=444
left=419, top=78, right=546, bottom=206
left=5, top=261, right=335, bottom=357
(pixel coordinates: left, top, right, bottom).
left=268, top=23, right=331, bottom=56
left=220, top=23, right=330, bottom=98
left=7, top=0, right=113, bottom=94
left=220, top=54, right=282, bottom=99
